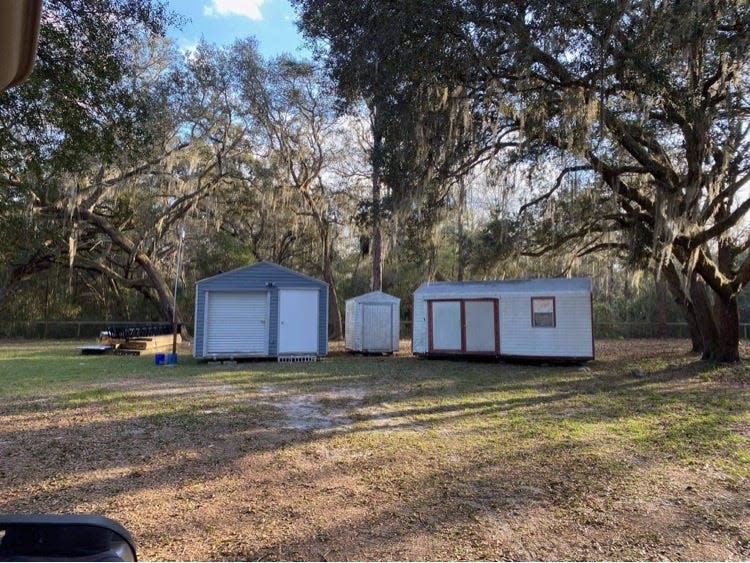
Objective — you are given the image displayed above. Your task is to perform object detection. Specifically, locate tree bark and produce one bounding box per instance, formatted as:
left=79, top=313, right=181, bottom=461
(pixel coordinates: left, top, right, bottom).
left=371, top=129, right=383, bottom=292
left=322, top=245, right=343, bottom=339
left=457, top=177, right=466, bottom=281
left=711, top=293, right=740, bottom=363
left=689, top=274, right=740, bottom=362
left=661, top=261, right=703, bottom=354
left=684, top=304, right=705, bottom=355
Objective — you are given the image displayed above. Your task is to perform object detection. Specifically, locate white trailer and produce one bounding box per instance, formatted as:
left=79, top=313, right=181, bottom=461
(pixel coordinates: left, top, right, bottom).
left=412, top=278, right=593, bottom=361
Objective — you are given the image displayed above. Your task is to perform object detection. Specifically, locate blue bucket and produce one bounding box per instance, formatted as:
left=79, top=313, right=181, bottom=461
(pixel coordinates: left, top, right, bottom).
left=154, top=353, right=165, bottom=365
left=166, top=352, right=178, bottom=365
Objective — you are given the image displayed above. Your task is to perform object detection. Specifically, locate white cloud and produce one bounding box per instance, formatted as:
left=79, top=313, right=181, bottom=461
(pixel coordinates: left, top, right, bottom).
left=203, top=0, right=265, bottom=21
left=179, top=40, right=200, bottom=60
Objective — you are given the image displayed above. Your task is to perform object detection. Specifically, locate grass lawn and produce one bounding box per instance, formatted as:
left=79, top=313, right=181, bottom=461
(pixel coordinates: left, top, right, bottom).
left=0, top=339, right=748, bottom=560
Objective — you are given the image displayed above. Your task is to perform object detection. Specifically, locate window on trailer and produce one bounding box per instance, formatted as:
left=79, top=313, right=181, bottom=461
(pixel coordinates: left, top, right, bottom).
left=531, top=297, right=555, bottom=327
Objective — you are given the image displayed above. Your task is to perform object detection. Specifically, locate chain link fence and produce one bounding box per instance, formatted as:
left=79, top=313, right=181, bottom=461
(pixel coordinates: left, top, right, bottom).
left=0, top=321, right=177, bottom=340
left=3, top=320, right=750, bottom=341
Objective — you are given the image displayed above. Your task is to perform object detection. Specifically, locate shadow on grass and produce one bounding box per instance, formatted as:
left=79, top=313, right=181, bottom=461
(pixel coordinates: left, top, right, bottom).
left=0, top=344, right=747, bottom=560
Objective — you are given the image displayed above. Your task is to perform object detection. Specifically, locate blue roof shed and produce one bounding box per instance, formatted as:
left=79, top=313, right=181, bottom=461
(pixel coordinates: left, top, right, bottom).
left=193, top=261, right=329, bottom=359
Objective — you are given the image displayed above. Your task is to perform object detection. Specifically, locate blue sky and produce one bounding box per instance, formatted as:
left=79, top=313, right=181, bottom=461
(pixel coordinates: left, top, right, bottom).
left=165, top=0, right=311, bottom=60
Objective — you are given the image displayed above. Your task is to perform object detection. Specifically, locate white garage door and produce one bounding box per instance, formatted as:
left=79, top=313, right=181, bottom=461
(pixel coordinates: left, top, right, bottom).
left=205, top=291, right=268, bottom=355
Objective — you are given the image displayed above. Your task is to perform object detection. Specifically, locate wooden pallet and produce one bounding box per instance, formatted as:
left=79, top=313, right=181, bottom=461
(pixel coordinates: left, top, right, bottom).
left=105, top=334, right=182, bottom=356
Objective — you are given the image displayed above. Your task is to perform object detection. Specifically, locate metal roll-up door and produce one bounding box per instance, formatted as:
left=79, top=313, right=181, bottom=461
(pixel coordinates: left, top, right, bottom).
left=205, top=291, right=268, bottom=355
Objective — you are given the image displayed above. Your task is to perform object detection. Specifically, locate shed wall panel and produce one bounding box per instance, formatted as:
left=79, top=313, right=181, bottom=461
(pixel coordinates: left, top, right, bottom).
left=499, top=292, right=593, bottom=358
left=345, top=292, right=400, bottom=353
left=430, top=301, right=462, bottom=351
left=344, top=299, right=357, bottom=350
left=412, top=296, right=428, bottom=354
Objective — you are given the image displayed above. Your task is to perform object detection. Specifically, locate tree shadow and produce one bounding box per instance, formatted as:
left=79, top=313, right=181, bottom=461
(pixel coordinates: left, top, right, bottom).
left=0, top=350, right=747, bottom=560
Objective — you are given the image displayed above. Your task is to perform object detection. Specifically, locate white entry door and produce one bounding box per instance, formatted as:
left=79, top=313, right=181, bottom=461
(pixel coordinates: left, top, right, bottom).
left=278, top=289, right=319, bottom=354
left=205, top=291, right=268, bottom=355
left=464, top=300, right=498, bottom=353
left=429, top=300, right=462, bottom=351
left=362, top=303, right=392, bottom=351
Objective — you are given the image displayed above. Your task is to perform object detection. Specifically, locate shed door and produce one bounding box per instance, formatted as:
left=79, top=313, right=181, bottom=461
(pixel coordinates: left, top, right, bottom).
left=429, top=301, right=462, bottom=351
left=278, top=289, right=319, bottom=354
left=205, top=291, right=268, bottom=355
left=464, top=299, right=498, bottom=353
left=362, top=303, right=392, bottom=351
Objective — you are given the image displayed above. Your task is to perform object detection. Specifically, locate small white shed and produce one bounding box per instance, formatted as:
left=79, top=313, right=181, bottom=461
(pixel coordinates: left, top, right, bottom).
left=412, top=277, right=593, bottom=361
left=345, top=291, right=401, bottom=353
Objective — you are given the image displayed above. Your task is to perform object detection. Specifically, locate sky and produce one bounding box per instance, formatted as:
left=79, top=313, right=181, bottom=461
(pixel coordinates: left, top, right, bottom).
left=165, top=0, right=311, bottom=60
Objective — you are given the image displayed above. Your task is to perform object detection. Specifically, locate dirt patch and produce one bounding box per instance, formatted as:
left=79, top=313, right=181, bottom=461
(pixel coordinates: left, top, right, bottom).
left=258, top=386, right=365, bottom=431
left=0, top=339, right=748, bottom=561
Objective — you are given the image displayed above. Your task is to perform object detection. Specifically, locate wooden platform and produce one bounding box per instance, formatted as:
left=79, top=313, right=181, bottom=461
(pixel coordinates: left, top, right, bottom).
left=97, top=334, right=182, bottom=356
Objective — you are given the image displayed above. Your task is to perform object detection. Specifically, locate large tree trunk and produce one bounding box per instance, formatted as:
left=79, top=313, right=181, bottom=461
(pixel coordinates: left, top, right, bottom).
left=322, top=248, right=343, bottom=339
left=709, top=219, right=741, bottom=362
left=689, top=276, right=720, bottom=358
left=662, top=262, right=704, bottom=354
left=456, top=177, right=466, bottom=281
left=710, top=294, right=740, bottom=363
left=689, top=275, right=740, bottom=362
left=684, top=303, right=705, bottom=355
left=370, top=107, right=383, bottom=292
left=371, top=156, right=383, bottom=291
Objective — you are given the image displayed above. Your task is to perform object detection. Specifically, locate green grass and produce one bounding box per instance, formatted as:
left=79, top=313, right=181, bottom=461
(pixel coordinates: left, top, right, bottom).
left=1, top=339, right=748, bottom=560
left=1, top=340, right=746, bottom=471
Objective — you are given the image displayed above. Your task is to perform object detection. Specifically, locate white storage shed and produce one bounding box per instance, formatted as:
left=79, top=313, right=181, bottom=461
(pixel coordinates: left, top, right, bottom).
left=345, top=291, right=401, bottom=353
left=193, top=261, right=328, bottom=360
left=412, top=277, right=593, bottom=361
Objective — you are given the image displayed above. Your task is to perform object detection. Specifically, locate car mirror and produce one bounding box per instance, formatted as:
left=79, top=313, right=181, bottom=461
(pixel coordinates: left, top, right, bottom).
left=0, top=514, right=136, bottom=562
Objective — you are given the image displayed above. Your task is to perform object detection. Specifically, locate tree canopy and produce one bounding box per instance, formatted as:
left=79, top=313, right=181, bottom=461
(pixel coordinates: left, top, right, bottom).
left=293, top=0, right=750, bottom=361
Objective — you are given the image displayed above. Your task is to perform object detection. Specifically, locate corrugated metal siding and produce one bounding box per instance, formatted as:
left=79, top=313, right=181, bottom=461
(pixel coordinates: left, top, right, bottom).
left=193, top=261, right=328, bottom=358
left=500, top=292, right=593, bottom=358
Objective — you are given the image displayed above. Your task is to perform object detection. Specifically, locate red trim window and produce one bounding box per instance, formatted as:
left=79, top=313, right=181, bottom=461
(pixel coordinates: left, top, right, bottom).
left=531, top=297, right=556, bottom=327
